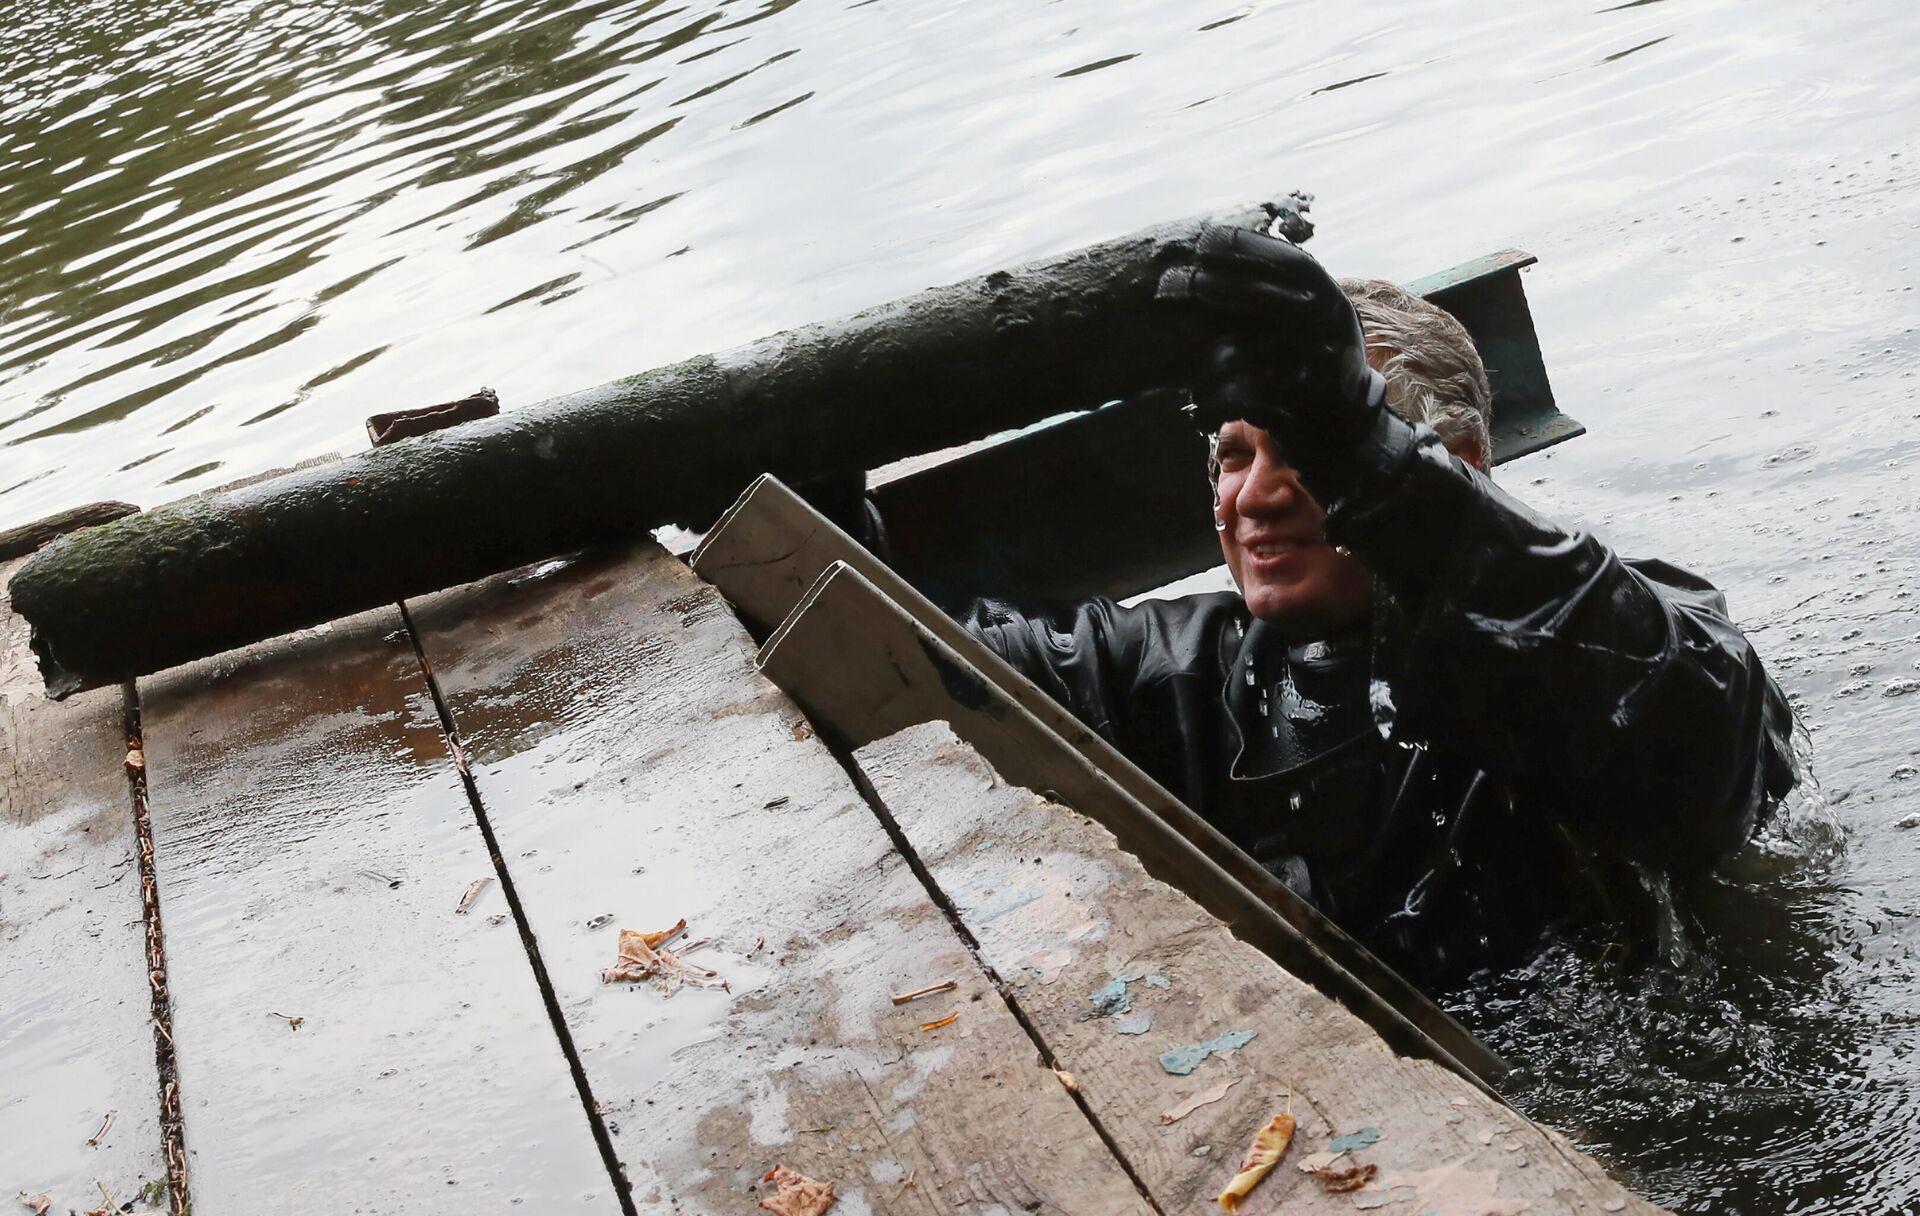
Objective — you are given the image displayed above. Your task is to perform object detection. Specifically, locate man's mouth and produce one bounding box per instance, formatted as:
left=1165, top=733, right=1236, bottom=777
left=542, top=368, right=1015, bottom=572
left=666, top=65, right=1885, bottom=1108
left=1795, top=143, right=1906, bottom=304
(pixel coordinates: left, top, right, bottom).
left=1242, top=538, right=1317, bottom=557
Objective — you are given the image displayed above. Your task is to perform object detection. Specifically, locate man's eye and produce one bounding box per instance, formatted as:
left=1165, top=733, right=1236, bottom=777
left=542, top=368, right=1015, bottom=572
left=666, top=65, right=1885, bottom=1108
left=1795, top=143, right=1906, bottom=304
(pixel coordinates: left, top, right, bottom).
left=1215, top=444, right=1252, bottom=469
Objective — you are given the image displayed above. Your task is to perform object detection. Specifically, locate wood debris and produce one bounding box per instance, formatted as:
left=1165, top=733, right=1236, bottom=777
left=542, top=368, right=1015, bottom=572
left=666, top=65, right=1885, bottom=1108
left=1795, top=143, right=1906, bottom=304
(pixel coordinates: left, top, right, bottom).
left=455, top=876, right=491, bottom=914
left=1052, top=1068, right=1079, bottom=1094
left=919, top=1012, right=958, bottom=1031
left=86, top=1109, right=115, bottom=1145
left=269, top=1010, right=304, bottom=1030
left=602, top=920, right=729, bottom=992
left=890, top=979, right=957, bottom=1005
left=1159, top=1076, right=1239, bottom=1124
left=1217, top=1110, right=1295, bottom=1213
left=758, top=1163, right=834, bottom=1215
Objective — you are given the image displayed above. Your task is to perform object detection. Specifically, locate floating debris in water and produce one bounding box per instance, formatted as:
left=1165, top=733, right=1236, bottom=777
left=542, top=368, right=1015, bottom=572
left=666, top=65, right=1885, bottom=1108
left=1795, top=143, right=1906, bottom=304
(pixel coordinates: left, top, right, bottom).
left=1160, top=1076, right=1240, bottom=1124
left=1219, top=1102, right=1295, bottom=1212
left=1160, top=1029, right=1256, bottom=1075
left=758, top=1163, right=834, bottom=1216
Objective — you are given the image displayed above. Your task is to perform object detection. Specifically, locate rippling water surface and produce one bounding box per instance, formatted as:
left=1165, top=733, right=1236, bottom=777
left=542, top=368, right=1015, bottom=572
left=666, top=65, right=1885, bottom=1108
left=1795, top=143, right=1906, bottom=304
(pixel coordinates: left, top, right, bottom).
left=5, top=0, right=1920, bottom=1210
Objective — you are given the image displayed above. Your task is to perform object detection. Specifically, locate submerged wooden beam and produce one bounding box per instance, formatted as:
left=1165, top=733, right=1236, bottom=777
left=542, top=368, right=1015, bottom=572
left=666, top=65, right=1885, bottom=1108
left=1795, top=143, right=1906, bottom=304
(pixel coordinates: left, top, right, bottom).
left=13, top=194, right=1313, bottom=697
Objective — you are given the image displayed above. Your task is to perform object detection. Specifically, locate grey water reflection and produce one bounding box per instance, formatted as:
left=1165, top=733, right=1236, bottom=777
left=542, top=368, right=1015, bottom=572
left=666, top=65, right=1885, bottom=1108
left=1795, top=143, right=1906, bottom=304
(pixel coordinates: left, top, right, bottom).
left=4, top=0, right=1920, bottom=1209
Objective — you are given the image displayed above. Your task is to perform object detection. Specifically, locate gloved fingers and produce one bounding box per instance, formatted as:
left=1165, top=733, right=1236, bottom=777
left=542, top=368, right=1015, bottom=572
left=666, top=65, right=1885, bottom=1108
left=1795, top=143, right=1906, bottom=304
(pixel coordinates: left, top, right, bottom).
left=1156, top=263, right=1318, bottom=323
left=1192, top=225, right=1334, bottom=289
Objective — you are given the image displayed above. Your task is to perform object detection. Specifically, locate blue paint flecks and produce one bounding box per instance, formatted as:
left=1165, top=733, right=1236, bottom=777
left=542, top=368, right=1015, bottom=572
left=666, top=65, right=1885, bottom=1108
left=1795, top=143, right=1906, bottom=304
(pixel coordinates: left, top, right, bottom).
left=1329, top=1126, right=1382, bottom=1153
left=1087, top=974, right=1135, bottom=1017
left=1113, top=1010, right=1153, bottom=1036
left=1159, top=1028, right=1256, bottom=1075
left=1084, top=969, right=1173, bottom=1020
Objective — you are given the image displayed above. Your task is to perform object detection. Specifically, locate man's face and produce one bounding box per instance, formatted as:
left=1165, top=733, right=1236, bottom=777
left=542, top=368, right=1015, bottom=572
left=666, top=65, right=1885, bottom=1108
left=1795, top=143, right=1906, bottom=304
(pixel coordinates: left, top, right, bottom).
left=1213, top=419, right=1374, bottom=636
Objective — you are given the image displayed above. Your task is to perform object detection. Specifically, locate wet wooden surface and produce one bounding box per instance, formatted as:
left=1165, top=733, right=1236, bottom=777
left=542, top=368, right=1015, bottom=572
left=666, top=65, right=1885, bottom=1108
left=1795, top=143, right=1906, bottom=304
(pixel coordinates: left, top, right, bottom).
left=406, top=541, right=1156, bottom=1214
left=3, top=531, right=1672, bottom=1213
left=858, top=722, right=1668, bottom=1215
left=137, top=607, right=618, bottom=1213
left=0, top=559, right=165, bottom=1209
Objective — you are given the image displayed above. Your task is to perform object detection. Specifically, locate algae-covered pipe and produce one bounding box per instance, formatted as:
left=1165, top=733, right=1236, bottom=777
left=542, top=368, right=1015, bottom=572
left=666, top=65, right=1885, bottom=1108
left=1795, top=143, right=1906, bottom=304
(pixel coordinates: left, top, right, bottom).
left=13, top=195, right=1314, bottom=697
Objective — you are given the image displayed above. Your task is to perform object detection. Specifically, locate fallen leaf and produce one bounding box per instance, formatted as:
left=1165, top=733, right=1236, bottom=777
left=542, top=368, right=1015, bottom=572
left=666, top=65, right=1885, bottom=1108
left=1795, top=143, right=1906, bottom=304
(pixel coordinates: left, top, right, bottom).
left=1310, top=1162, right=1378, bottom=1193
left=920, top=1012, right=958, bottom=1031
left=601, top=922, right=727, bottom=993
left=1159, top=1076, right=1240, bottom=1124
left=759, top=1163, right=834, bottom=1215
left=21, top=1195, right=50, bottom=1216
left=455, top=877, right=491, bottom=915
left=123, top=746, right=145, bottom=775
left=1218, top=1112, right=1295, bottom=1212
left=1052, top=1068, right=1079, bottom=1094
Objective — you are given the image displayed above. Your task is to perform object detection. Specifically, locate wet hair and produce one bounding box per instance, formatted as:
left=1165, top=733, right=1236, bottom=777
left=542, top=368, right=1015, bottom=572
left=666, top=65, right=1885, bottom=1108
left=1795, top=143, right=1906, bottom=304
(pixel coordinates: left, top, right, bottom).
left=1338, top=277, right=1493, bottom=467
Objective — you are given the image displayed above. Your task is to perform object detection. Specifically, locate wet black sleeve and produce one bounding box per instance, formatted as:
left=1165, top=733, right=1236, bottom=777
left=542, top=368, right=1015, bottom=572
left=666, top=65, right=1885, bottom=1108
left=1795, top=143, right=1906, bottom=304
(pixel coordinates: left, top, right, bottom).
left=1324, top=426, right=1797, bottom=873
left=960, top=596, right=1151, bottom=744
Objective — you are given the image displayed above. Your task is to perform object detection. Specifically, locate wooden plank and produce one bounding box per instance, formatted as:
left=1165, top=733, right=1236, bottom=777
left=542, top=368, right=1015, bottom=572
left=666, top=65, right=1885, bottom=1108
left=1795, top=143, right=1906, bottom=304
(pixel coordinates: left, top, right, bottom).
left=694, top=476, right=1497, bottom=1085
left=754, top=559, right=1505, bottom=1087
left=858, top=722, right=1668, bottom=1215
left=0, top=559, right=166, bottom=1210
left=404, top=540, right=1155, bottom=1214
left=137, top=607, right=619, bottom=1213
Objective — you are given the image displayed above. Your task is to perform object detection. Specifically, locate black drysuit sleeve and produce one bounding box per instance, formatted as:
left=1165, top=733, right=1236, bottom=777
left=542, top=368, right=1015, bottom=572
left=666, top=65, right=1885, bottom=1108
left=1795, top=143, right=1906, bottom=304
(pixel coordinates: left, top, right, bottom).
left=1324, top=427, right=1796, bottom=873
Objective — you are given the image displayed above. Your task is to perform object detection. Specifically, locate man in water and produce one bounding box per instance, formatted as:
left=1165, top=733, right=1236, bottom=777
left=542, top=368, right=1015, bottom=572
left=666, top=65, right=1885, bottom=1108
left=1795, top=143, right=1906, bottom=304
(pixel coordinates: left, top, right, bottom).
left=967, top=228, right=1795, bottom=985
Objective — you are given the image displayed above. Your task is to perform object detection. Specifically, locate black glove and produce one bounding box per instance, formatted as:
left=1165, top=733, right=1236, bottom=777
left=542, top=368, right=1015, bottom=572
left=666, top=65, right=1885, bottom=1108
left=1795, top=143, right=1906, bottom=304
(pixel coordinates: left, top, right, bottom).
left=1152, top=223, right=1413, bottom=503
left=1157, top=226, right=1391, bottom=474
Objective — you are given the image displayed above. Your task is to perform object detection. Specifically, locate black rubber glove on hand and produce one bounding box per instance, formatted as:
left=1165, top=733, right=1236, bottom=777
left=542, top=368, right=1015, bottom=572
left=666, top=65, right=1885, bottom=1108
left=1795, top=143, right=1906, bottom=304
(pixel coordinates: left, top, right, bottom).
left=1158, top=226, right=1407, bottom=503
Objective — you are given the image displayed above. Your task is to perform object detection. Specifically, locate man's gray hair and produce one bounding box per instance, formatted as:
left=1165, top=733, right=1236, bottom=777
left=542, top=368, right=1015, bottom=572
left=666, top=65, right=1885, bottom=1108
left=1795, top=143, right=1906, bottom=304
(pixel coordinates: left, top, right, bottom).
left=1339, top=278, right=1492, bottom=466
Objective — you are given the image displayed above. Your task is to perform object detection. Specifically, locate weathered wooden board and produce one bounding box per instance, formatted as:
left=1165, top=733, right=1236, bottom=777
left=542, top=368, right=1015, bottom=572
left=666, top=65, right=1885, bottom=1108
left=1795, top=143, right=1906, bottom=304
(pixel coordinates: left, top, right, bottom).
left=0, top=559, right=165, bottom=1210
left=405, top=541, right=1156, bottom=1214
left=696, top=475, right=1498, bottom=1085
left=858, top=723, right=1667, bottom=1215
left=137, top=607, right=619, bottom=1213
left=755, top=559, right=1502, bottom=1084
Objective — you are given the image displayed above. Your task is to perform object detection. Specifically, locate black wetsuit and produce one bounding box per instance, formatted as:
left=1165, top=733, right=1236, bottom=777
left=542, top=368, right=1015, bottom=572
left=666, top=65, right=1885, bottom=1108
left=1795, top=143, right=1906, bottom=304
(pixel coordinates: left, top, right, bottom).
left=966, top=426, right=1796, bottom=986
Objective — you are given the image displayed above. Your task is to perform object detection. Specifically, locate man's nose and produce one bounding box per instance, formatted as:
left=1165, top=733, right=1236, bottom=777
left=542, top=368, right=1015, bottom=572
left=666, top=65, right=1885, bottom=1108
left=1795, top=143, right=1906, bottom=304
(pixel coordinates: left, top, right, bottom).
left=1232, top=451, right=1308, bottom=517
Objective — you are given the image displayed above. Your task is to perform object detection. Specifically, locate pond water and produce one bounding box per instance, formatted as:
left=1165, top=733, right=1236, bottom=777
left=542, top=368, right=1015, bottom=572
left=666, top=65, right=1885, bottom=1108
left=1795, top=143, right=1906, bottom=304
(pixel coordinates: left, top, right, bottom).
left=3, top=0, right=1918, bottom=1210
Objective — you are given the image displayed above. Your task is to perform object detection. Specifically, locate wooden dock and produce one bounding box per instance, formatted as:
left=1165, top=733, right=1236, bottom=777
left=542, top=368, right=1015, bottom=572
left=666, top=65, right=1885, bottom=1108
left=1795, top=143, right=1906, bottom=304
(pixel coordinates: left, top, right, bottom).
left=2, top=530, right=1668, bottom=1214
